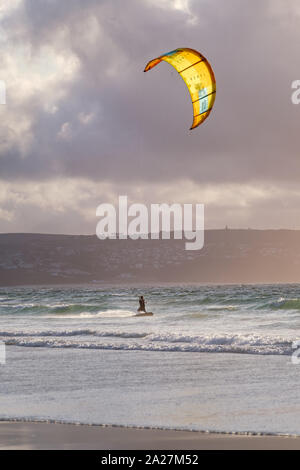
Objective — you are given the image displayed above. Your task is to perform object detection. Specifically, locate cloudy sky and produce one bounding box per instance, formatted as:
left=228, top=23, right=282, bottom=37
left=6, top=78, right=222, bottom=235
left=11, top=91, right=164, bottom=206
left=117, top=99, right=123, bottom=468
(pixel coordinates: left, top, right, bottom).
left=1, top=0, right=300, bottom=233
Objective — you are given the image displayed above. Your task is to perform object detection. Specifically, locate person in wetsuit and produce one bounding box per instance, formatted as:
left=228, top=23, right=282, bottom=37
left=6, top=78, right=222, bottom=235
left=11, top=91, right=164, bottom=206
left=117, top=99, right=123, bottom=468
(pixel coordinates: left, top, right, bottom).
left=138, top=296, right=146, bottom=312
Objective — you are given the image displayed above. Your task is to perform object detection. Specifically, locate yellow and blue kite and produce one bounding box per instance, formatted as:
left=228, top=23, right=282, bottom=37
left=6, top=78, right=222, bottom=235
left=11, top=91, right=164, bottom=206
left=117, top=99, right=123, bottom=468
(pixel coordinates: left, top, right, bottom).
left=144, top=48, right=216, bottom=130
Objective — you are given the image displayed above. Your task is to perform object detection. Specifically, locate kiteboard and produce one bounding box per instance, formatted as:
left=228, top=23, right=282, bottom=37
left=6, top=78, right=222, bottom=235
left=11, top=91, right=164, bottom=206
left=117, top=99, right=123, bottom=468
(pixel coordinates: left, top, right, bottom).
left=135, top=312, right=153, bottom=317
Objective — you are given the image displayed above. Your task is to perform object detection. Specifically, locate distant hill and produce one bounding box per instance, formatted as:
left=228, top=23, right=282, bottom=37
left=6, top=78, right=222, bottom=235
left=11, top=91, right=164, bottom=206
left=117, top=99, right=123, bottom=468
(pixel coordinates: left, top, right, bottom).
left=1, top=230, right=300, bottom=286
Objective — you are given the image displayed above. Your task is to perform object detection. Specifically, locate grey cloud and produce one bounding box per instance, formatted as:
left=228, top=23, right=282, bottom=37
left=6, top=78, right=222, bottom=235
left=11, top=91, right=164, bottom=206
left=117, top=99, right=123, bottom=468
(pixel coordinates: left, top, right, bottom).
left=1, top=0, right=300, bottom=232
left=2, top=1, right=299, bottom=183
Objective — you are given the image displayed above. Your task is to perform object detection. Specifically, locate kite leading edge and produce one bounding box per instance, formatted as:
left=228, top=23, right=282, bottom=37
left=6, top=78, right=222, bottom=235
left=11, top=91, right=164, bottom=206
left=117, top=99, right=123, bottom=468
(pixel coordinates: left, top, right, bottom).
left=144, top=48, right=216, bottom=130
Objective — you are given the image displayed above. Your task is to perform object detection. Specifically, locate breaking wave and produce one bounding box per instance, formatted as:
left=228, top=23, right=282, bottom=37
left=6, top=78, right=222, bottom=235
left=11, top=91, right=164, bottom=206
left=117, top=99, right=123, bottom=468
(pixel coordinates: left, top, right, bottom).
left=1, top=329, right=296, bottom=356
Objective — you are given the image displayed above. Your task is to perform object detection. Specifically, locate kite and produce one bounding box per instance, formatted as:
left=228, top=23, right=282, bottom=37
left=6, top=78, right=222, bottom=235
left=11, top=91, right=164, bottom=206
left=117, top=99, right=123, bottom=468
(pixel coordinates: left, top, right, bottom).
left=144, top=48, right=216, bottom=130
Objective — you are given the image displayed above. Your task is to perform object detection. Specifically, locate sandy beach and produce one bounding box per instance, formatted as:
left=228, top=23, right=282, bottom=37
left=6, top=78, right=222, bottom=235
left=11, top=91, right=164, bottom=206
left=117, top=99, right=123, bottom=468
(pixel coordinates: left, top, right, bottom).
left=0, top=422, right=299, bottom=450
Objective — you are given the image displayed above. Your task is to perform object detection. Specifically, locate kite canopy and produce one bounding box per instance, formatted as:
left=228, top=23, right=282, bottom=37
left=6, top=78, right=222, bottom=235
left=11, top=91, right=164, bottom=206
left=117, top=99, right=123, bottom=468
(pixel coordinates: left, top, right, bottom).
left=144, top=48, right=216, bottom=130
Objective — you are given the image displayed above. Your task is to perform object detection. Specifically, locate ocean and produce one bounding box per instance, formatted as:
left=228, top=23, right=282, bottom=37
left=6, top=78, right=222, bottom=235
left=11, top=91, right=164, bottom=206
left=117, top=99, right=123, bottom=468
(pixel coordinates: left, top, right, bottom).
left=0, top=284, right=300, bottom=435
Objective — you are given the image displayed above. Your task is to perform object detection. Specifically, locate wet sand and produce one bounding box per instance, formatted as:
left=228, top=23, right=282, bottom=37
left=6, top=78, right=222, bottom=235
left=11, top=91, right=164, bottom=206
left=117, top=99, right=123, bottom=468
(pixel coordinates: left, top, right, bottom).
left=0, top=422, right=300, bottom=450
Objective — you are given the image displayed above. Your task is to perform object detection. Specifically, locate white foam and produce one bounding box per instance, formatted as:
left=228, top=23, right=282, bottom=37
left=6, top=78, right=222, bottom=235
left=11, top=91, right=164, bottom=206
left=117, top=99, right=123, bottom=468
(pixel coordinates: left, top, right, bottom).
left=3, top=332, right=294, bottom=355
left=0, top=417, right=298, bottom=437
left=42, top=309, right=135, bottom=319
left=0, top=329, right=148, bottom=339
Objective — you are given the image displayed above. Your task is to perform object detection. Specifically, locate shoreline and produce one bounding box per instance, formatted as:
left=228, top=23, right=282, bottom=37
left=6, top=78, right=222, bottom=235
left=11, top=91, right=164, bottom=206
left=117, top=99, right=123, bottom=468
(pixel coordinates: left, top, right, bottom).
left=2, top=280, right=299, bottom=293
left=2, top=281, right=300, bottom=289
left=0, top=421, right=300, bottom=450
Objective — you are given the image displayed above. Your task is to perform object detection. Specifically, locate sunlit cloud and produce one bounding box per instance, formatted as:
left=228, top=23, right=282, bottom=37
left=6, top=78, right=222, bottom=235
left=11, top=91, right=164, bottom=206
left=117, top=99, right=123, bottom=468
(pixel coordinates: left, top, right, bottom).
left=1, top=178, right=300, bottom=233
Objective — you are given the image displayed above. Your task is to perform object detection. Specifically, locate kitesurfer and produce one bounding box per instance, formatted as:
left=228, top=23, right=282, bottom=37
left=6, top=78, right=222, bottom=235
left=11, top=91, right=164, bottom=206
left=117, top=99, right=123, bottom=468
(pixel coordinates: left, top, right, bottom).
left=138, top=296, right=146, bottom=312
